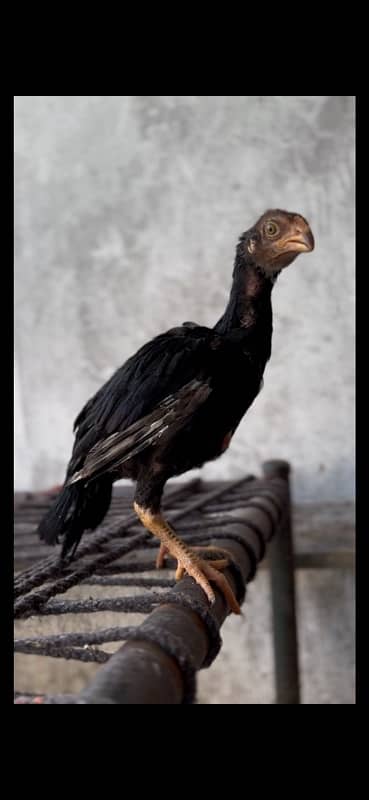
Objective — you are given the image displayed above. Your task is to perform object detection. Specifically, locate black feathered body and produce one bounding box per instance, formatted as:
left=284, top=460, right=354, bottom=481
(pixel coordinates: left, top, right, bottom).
left=73, top=327, right=267, bottom=476
left=38, top=254, right=274, bottom=557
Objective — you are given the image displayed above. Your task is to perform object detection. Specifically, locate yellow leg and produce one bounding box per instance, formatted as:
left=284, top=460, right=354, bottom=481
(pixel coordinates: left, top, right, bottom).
left=175, top=558, right=228, bottom=580
left=156, top=542, right=169, bottom=569
left=134, top=502, right=240, bottom=615
left=157, top=543, right=233, bottom=571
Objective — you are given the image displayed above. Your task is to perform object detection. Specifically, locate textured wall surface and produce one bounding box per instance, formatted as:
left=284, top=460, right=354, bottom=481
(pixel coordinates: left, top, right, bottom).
left=14, top=97, right=355, bottom=704
left=14, top=96, right=354, bottom=499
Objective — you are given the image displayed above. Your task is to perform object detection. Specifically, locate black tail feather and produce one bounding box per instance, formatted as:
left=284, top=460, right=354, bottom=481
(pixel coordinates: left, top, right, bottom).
left=37, top=478, right=112, bottom=559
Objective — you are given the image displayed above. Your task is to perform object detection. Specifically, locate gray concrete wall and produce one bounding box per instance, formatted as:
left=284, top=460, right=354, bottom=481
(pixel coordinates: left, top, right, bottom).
left=14, top=96, right=355, bottom=501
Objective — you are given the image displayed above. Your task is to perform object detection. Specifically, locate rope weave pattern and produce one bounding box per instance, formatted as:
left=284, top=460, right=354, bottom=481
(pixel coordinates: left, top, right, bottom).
left=14, top=475, right=287, bottom=704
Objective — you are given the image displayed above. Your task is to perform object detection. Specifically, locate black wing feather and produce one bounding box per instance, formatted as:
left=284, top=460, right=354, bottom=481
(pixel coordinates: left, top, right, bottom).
left=67, top=378, right=211, bottom=484
left=68, top=325, right=217, bottom=481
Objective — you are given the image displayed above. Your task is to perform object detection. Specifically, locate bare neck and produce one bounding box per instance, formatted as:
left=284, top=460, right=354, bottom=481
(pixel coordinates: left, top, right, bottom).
left=214, top=247, right=275, bottom=338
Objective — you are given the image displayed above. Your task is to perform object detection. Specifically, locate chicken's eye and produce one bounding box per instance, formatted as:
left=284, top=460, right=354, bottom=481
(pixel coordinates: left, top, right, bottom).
left=265, top=221, right=279, bottom=237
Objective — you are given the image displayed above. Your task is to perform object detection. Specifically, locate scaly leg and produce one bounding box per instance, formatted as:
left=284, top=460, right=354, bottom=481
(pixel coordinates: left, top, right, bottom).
left=174, top=547, right=230, bottom=579
left=134, top=502, right=240, bottom=614
left=158, top=543, right=231, bottom=577
left=156, top=542, right=169, bottom=569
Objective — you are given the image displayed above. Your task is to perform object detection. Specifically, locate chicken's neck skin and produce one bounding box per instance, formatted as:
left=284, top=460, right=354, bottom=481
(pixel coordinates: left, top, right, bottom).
left=213, top=245, right=275, bottom=364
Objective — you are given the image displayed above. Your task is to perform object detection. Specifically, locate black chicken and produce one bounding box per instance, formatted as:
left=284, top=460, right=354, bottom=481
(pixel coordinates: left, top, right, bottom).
left=38, top=209, right=314, bottom=614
